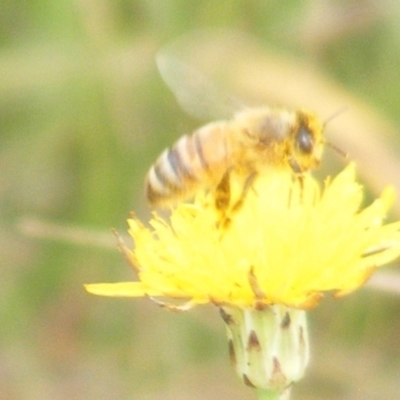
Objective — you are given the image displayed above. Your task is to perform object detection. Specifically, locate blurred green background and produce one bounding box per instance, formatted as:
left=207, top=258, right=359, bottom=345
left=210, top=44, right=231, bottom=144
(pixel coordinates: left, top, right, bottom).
left=3, top=1, right=400, bottom=399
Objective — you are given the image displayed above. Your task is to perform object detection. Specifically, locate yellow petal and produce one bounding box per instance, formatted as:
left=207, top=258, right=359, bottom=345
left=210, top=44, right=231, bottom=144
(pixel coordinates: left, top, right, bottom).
left=86, top=163, right=400, bottom=309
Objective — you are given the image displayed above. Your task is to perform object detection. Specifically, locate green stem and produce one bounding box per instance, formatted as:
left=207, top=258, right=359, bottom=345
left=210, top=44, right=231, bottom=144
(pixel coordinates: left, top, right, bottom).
left=256, top=388, right=290, bottom=400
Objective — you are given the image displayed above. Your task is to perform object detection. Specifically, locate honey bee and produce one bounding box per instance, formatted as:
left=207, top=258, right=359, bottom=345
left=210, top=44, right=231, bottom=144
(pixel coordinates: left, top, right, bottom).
left=146, top=43, right=325, bottom=214
left=146, top=107, right=324, bottom=209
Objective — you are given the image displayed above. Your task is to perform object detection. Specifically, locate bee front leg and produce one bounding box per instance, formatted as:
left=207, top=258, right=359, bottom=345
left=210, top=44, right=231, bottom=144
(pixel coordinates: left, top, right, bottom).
left=288, top=156, right=305, bottom=202
left=288, top=156, right=301, bottom=174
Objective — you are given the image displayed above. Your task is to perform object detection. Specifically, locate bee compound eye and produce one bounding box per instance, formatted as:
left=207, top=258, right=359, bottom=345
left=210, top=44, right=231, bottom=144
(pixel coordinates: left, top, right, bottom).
left=297, top=126, right=314, bottom=154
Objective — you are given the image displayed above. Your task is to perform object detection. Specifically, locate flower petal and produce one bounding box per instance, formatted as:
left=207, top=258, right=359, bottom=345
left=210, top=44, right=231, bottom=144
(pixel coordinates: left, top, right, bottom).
left=86, top=163, right=400, bottom=309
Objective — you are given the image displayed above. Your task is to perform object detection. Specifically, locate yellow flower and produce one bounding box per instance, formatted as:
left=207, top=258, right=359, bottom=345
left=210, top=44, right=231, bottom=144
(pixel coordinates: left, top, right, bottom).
left=85, top=163, right=400, bottom=310
left=86, top=163, right=400, bottom=394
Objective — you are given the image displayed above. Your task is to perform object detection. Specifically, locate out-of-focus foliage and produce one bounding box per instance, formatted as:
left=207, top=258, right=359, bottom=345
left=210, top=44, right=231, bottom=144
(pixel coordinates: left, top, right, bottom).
left=2, top=1, right=400, bottom=399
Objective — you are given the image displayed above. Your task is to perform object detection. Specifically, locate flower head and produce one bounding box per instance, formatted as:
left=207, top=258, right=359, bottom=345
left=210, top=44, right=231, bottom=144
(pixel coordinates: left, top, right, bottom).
left=85, top=163, right=400, bottom=310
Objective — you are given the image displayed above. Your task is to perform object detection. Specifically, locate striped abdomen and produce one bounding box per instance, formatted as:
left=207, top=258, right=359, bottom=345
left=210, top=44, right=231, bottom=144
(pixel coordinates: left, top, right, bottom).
left=146, top=121, right=230, bottom=207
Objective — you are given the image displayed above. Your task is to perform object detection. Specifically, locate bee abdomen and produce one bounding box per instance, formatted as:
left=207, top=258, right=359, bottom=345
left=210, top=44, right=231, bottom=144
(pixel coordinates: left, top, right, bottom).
left=146, top=135, right=200, bottom=206
left=146, top=122, right=229, bottom=206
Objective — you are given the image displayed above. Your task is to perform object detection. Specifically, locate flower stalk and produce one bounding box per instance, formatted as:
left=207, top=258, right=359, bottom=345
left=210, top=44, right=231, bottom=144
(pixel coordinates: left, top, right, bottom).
left=256, top=388, right=290, bottom=400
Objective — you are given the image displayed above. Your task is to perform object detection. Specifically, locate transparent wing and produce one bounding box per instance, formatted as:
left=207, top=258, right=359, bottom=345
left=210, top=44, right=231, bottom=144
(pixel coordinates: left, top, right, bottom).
left=156, top=31, right=245, bottom=120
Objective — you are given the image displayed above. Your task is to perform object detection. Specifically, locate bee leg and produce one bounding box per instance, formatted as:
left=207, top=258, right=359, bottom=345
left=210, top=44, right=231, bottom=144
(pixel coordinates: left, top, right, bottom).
left=216, top=172, right=257, bottom=229
left=215, top=171, right=231, bottom=211
left=286, top=174, right=304, bottom=207
left=289, top=157, right=305, bottom=202
left=215, top=171, right=232, bottom=228
left=230, top=172, right=257, bottom=214
left=288, top=156, right=301, bottom=174
left=215, top=172, right=257, bottom=229
left=296, top=173, right=305, bottom=202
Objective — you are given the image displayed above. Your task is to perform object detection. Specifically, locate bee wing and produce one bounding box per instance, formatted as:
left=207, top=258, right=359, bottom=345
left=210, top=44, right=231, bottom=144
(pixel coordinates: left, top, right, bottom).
left=156, top=41, right=244, bottom=120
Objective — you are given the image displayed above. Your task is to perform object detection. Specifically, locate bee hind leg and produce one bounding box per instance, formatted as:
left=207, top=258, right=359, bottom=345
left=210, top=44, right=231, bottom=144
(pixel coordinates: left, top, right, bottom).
left=215, top=170, right=231, bottom=211
left=215, top=171, right=257, bottom=229
left=214, top=170, right=232, bottom=227
left=230, top=172, right=257, bottom=214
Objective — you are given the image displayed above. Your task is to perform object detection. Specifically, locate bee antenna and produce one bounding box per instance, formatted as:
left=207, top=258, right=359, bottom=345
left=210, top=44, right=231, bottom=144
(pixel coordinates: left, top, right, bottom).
left=325, top=140, right=349, bottom=160
left=323, top=106, right=348, bottom=129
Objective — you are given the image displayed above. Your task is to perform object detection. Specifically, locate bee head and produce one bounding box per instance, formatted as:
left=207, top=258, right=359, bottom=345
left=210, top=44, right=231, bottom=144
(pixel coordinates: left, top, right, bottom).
left=290, top=111, right=324, bottom=173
